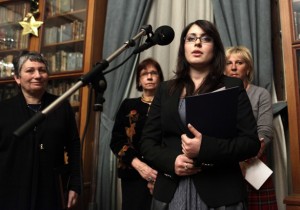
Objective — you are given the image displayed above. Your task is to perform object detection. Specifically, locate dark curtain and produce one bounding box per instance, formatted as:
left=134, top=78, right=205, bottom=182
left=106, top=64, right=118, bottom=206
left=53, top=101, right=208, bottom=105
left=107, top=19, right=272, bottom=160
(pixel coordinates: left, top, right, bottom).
left=211, top=2, right=288, bottom=209
left=212, top=0, right=273, bottom=92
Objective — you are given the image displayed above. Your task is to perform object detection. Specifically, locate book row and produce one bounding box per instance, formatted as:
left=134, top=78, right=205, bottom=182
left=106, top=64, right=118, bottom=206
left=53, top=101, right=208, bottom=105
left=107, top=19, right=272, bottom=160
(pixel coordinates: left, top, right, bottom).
left=0, top=50, right=83, bottom=79
left=0, top=3, right=28, bottom=24
left=44, top=20, right=85, bottom=45
left=46, top=0, right=86, bottom=17
left=0, top=81, right=80, bottom=107
left=47, top=80, right=80, bottom=106
left=44, top=51, right=83, bottom=73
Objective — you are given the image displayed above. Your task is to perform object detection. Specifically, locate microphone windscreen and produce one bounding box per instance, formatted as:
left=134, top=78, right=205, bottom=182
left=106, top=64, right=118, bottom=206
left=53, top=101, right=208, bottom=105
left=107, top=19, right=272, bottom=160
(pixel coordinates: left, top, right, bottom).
left=153, top=25, right=175, bottom=46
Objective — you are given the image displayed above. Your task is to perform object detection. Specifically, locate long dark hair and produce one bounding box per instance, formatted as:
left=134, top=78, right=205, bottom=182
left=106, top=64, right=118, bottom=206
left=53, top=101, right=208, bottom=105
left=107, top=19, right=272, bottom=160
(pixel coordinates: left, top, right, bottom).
left=169, top=20, right=226, bottom=96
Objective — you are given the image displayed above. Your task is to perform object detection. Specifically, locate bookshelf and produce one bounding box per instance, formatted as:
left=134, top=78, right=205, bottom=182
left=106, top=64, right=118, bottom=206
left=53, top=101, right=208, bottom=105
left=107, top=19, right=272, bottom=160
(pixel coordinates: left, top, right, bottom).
left=279, top=0, right=300, bottom=209
left=0, top=0, right=108, bottom=209
left=0, top=1, right=30, bottom=79
left=41, top=0, right=85, bottom=74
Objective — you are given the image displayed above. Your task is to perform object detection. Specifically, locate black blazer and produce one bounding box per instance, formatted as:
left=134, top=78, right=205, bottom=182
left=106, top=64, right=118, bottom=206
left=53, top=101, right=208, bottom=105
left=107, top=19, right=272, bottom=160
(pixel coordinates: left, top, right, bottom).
left=140, top=76, right=260, bottom=208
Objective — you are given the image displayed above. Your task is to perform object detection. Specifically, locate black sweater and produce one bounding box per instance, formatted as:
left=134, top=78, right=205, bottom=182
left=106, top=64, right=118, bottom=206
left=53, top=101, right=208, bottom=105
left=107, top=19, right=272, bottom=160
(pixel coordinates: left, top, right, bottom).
left=110, top=97, right=150, bottom=180
left=0, top=92, right=81, bottom=210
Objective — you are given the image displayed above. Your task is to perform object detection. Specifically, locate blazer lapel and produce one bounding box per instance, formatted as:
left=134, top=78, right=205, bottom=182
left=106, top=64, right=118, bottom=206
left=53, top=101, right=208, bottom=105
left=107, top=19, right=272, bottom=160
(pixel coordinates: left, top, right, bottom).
left=170, top=88, right=187, bottom=134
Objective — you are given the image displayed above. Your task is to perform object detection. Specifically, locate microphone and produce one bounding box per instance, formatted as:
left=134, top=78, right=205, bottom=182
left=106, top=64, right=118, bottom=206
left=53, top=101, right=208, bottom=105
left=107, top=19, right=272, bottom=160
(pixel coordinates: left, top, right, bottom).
left=133, top=25, right=175, bottom=54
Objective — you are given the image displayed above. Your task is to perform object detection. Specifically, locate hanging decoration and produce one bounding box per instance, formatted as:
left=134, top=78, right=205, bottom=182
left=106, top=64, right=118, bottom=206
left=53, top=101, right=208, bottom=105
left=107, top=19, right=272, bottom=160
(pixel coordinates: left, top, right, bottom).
left=19, top=0, right=43, bottom=37
left=19, top=14, right=43, bottom=37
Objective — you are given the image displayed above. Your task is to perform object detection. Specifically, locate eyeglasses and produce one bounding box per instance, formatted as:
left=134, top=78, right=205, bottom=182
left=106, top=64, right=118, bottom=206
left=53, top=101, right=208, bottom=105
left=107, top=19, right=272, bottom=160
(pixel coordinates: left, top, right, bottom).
left=140, top=71, right=159, bottom=77
left=184, top=35, right=213, bottom=44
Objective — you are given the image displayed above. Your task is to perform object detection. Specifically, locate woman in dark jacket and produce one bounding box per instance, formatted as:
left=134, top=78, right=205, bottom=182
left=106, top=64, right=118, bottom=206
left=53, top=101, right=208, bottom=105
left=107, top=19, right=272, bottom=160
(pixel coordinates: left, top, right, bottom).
left=110, top=58, right=164, bottom=210
left=0, top=51, right=81, bottom=210
left=140, top=20, right=260, bottom=210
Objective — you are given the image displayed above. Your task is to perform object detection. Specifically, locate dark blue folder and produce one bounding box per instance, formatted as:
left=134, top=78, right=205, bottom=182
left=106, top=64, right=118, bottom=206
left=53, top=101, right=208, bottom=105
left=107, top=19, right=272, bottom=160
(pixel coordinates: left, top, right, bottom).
left=185, top=86, right=239, bottom=138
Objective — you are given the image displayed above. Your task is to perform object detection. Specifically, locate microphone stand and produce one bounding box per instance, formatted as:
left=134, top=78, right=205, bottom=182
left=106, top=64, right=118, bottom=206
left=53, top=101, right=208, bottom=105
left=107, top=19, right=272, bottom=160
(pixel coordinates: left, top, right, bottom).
left=13, top=24, right=152, bottom=137
left=13, top=25, right=154, bottom=210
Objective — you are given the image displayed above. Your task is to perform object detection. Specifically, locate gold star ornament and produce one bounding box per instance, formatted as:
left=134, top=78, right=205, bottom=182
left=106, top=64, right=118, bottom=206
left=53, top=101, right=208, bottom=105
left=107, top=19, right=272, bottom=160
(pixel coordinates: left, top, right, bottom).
left=19, top=13, right=43, bottom=37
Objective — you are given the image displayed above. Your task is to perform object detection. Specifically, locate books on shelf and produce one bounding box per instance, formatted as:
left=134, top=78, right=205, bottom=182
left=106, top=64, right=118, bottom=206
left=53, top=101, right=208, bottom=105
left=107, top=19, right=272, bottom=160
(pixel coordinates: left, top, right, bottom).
left=44, top=20, right=85, bottom=45
left=47, top=80, right=80, bottom=106
left=73, top=20, right=86, bottom=40
left=60, top=0, right=73, bottom=13
left=47, top=0, right=79, bottom=16
left=0, top=2, right=28, bottom=24
left=293, top=4, right=300, bottom=40
left=294, top=11, right=300, bottom=40
left=67, top=53, right=77, bottom=71
left=61, top=23, right=73, bottom=42
left=44, top=26, right=59, bottom=45
left=45, top=51, right=83, bottom=73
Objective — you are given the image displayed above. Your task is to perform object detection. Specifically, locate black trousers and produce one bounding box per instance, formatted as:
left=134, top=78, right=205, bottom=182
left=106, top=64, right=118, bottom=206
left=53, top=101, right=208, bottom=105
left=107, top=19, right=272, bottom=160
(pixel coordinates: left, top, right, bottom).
left=121, top=178, right=152, bottom=210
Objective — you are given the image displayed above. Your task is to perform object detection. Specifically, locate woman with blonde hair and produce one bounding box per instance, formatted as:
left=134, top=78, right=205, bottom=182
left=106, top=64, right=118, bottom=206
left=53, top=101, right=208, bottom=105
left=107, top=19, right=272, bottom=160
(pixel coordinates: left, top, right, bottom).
left=225, top=46, right=278, bottom=210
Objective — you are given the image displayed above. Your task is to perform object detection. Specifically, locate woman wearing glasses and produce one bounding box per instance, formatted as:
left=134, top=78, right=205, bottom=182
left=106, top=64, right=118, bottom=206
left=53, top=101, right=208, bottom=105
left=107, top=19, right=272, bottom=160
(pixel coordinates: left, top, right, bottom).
left=110, top=58, right=164, bottom=210
left=140, top=20, right=260, bottom=210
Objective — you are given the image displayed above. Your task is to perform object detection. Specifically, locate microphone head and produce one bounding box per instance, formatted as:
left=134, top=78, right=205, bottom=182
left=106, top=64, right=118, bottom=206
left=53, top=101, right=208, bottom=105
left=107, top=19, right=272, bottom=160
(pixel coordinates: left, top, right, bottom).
left=153, top=25, right=175, bottom=46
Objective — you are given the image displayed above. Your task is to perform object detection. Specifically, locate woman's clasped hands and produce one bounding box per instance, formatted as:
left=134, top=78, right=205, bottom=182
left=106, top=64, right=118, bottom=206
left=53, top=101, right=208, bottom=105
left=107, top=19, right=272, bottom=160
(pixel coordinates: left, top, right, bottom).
left=175, top=124, right=202, bottom=176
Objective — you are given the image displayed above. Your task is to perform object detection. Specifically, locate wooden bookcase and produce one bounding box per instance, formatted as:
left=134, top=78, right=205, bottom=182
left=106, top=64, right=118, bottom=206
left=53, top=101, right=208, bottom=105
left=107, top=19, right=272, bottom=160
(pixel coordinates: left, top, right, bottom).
left=279, top=0, right=300, bottom=209
left=0, top=0, right=107, bottom=209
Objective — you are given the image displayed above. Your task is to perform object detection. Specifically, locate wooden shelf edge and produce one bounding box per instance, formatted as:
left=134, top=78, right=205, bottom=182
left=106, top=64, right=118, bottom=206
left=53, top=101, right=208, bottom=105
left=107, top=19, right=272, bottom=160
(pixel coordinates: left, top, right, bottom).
left=284, top=194, right=300, bottom=205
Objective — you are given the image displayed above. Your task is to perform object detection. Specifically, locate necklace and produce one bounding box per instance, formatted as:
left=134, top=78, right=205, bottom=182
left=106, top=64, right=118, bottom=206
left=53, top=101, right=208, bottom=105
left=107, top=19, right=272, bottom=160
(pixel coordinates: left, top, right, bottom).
left=27, top=103, right=42, bottom=112
left=141, top=94, right=153, bottom=105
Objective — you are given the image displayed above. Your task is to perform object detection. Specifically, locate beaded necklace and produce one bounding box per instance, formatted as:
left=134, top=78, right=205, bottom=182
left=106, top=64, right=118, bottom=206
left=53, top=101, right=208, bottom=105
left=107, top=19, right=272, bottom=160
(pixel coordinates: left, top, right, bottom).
left=141, top=94, right=153, bottom=115
left=141, top=94, right=153, bottom=105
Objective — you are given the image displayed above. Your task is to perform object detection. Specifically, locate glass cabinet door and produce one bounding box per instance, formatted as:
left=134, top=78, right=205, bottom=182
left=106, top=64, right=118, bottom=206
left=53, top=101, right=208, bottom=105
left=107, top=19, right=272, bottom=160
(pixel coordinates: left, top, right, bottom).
left=292, top=0, right=300, bottom=41
left=47, top=78, right=81, bottom=126
left=296, top=50, right=300, bottom=94
left=0, top=1, right=30, bottom=79
left=41, top=0, right=86, bottom=74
